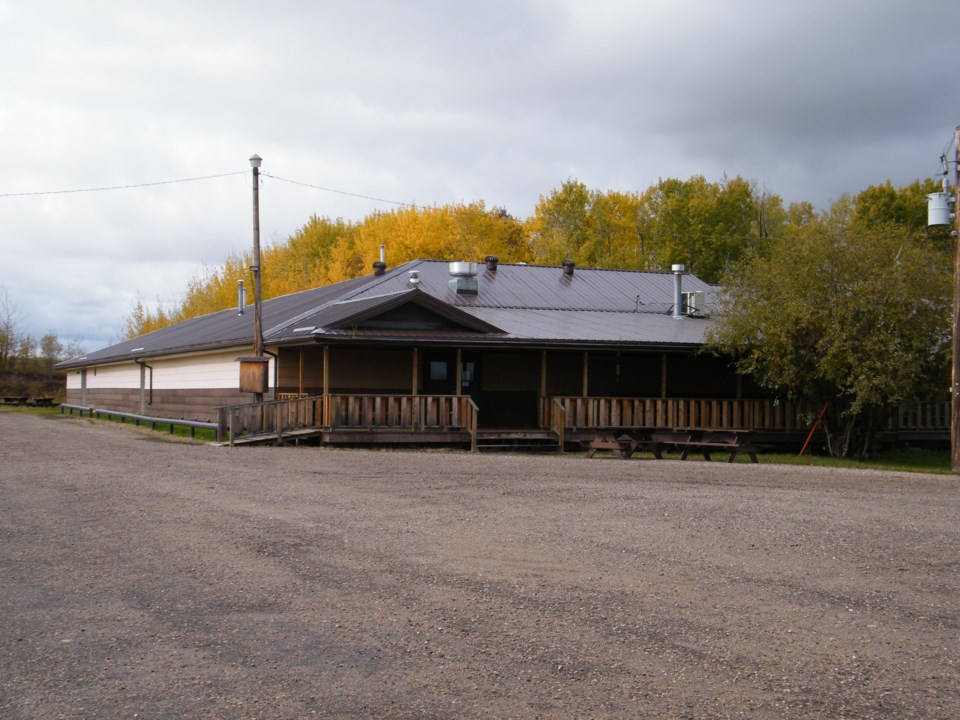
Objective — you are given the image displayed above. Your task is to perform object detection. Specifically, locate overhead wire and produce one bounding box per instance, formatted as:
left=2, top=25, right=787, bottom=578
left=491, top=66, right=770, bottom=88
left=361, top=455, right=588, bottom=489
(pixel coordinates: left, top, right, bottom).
left=0, top=171, right=248, bottom=198
left=261, top=172, right=423, bottom=209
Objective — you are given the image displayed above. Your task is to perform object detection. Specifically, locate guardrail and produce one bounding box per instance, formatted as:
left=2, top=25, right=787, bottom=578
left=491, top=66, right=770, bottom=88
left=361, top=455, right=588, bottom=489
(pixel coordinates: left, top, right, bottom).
left=60, top=404, right=219, bottom=440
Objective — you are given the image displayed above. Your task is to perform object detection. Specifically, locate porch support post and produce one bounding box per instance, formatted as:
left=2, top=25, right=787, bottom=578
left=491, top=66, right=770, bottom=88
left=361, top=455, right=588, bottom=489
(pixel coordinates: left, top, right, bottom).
left=298, top=349, right=304, bottom=395
left=540, top=351, right=548, bottom=428
left=411, top=347, right=420, bottom=431
left=582, top=352, right=589, bottom=397
left=661, top=353, right=668, bottom=399
left=321, top=345, right=331, bottom=427
left=455, top=348, right=462, bottom=396
left=412, top=347, right=419, bottom=396
left=322, top=345, right=329, bottom=396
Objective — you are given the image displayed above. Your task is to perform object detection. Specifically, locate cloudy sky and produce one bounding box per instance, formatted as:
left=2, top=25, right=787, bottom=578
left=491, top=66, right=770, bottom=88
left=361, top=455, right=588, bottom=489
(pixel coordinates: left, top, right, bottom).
left=2, top=0, right=958, bottom=352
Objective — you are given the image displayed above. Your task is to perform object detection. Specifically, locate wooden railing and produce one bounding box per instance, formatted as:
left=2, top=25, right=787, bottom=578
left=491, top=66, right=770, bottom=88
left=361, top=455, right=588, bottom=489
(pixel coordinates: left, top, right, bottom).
left=544, top=396, right=817, bottom=431
left=219, top=393, right=478, bottom=447
left=219, top=395, right=326, bottom=446
left=893, top=401, right=951, bottom=431
left=542, top=396, right=951, bottom=433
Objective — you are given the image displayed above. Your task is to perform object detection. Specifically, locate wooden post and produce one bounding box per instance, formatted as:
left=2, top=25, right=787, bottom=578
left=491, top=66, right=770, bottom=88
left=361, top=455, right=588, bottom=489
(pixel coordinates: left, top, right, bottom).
left=540, top=351, right=548, bottom=428
left=322, top=345, right=330, bottom=428
left=661, top=353, right=668, bottom=399
left=456, top=348, right=462, bottom=396
left=298, top=349, right=304, bottom=395
left=953, top=125, right=960, bottom=471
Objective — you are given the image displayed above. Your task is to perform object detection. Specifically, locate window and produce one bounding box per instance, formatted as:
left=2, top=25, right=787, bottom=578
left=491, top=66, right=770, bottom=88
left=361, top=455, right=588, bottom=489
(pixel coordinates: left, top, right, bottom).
left=429, top=361, right=448, bottom=381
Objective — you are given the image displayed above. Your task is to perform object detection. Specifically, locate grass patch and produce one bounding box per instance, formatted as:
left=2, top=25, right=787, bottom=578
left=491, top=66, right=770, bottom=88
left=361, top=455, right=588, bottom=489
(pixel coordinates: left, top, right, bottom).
left=761, top=448, right=951, bottom=474
left=2, top=405, right=217, bottom=442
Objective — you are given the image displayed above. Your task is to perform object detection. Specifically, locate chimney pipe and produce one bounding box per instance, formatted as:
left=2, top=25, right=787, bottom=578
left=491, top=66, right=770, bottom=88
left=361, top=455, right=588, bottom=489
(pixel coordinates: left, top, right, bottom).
left=562, top=259, right=575, bottom=276
left=672, top=264, right=685, bottom=319
left=485, top=255, right=499, bottom=271
left=237, top=280, right=245, bottom=315
left=379, top=244, right=386, bottom=263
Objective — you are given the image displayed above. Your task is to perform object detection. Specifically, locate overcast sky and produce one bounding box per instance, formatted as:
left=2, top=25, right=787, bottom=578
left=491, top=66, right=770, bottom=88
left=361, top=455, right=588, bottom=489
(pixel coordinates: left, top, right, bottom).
left=2, top=0, right=958, bottom=352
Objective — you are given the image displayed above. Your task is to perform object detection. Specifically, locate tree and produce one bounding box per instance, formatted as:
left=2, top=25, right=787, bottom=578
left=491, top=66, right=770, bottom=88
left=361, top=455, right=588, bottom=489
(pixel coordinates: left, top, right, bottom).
left=638, top=176, right=776, bottom=282
left=707, top=199, right=951, bottom=458
left=0, top=286, right=26, bottom=371
left=39, top=333, right=64, bottom=379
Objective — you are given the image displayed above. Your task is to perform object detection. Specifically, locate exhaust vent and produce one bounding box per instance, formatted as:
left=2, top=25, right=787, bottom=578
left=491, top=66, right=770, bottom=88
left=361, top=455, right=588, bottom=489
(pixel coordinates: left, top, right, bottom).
left=448, top=261, right=479, bottom=295
left=562, top=259, right=575, bottom=276
left=485, top=255, right=499, bottom=271
left=672, top=264, right=685, bottom=320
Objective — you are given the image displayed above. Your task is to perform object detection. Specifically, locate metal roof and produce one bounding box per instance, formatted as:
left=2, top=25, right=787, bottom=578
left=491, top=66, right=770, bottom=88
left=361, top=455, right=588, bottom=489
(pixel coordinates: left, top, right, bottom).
left=59, top=260, right=717, bottom=368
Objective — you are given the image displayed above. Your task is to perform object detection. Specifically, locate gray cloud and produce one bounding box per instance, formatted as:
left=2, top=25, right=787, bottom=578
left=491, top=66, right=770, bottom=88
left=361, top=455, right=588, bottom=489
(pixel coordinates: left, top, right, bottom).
left=1, top=0, right=957, bottom=350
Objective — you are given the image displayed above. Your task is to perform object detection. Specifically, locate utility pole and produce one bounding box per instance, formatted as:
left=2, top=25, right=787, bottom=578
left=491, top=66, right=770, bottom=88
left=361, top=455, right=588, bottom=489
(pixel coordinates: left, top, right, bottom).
left=250, top=154, right=264, bottom=403
left=952, top=127, right=960, bottom=471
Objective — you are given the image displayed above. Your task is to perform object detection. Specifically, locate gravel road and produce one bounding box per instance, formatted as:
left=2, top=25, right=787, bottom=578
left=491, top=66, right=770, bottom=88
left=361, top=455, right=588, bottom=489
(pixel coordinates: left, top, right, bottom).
left=1, top=412, right=958, bottom=719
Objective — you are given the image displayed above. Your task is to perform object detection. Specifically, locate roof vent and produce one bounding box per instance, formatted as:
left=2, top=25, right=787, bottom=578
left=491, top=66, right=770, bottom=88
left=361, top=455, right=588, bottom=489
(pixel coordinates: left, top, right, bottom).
left=672, top=264, right=685, bottom=320
left=373, top=261, right=387, bottom=276
left=562, top=259, right=575, bottom=276
left=485, top=255, right=499, bottom=271
left=408, top=270, right=421, bottom=286
left=448, top=261, right=479, bottom=295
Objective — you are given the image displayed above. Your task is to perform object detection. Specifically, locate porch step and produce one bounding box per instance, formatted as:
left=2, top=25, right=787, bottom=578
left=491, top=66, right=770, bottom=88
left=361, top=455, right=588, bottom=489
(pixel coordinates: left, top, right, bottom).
left=475, top=430, right=561, bottom=452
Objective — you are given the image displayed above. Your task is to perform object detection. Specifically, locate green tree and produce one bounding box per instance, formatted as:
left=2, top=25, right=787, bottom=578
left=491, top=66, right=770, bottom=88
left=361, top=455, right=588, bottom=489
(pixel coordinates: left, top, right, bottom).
left=639, top=176, right=775, bottom=282
left=39, top=333, right=63, bottom=379
left=707, top=199, right=951, bottom=458
left=528, top=180, right=593, bottom=265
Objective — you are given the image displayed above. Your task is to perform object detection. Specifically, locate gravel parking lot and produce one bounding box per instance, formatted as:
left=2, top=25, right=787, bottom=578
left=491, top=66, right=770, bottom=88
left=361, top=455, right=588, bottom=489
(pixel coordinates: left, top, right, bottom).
left=1, top=412, right=958, bottom=719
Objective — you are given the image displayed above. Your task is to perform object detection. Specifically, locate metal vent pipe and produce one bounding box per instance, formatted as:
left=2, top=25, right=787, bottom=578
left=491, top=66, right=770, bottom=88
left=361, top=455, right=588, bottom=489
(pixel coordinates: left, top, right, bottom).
left=672, top=264, right=685, bottom=320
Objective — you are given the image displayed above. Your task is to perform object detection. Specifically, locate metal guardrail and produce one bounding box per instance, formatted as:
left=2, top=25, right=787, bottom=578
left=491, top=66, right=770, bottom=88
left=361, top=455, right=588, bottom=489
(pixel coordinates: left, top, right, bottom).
left=60, top=404, right=219, bottom=440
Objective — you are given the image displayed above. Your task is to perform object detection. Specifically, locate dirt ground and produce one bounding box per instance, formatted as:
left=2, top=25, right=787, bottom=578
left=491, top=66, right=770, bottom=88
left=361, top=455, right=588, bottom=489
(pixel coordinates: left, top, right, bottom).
left=1, top=413, right=958, bottom=719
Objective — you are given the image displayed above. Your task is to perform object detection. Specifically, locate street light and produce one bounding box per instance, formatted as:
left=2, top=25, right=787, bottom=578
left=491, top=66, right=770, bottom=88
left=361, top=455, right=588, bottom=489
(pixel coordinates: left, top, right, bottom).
left=250, top=153, right=264, bottom=402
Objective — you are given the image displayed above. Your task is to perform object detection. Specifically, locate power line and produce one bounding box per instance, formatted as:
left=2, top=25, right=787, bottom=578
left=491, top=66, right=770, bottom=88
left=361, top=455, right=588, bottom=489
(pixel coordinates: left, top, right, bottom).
left=0, top=171, right=248, bottom=198
left=262, top=172, right=423, bottom=209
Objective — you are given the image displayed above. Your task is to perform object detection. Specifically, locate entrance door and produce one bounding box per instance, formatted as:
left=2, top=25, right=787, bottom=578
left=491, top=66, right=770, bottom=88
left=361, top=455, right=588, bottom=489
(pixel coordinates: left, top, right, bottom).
left=420, top=350, right=457, bottom=395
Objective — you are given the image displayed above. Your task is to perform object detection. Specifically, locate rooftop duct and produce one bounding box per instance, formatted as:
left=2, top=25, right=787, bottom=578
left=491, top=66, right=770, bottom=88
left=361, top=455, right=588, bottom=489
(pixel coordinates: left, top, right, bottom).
left=672, top=264, right=685, bottom=320
left=562, top=259, right=575, bottom=276
left=448, top=261, right=479, bottom=295
left=485, top=255, right=499, bottom=271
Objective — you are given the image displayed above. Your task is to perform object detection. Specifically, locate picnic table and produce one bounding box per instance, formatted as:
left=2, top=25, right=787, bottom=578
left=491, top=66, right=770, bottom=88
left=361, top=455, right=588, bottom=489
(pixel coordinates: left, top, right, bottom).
left=583, top=428, right=760, bottom=463
left=581, top=429, right=664, bottom=459
left=2, top=396, right=27, bottom=406
left=29, top=398, right=57, bottom=407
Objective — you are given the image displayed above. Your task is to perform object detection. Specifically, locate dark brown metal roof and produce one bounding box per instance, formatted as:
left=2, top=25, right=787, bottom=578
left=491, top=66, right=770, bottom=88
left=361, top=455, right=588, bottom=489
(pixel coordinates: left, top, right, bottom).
left=59, top=260, right=716, bottom=368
